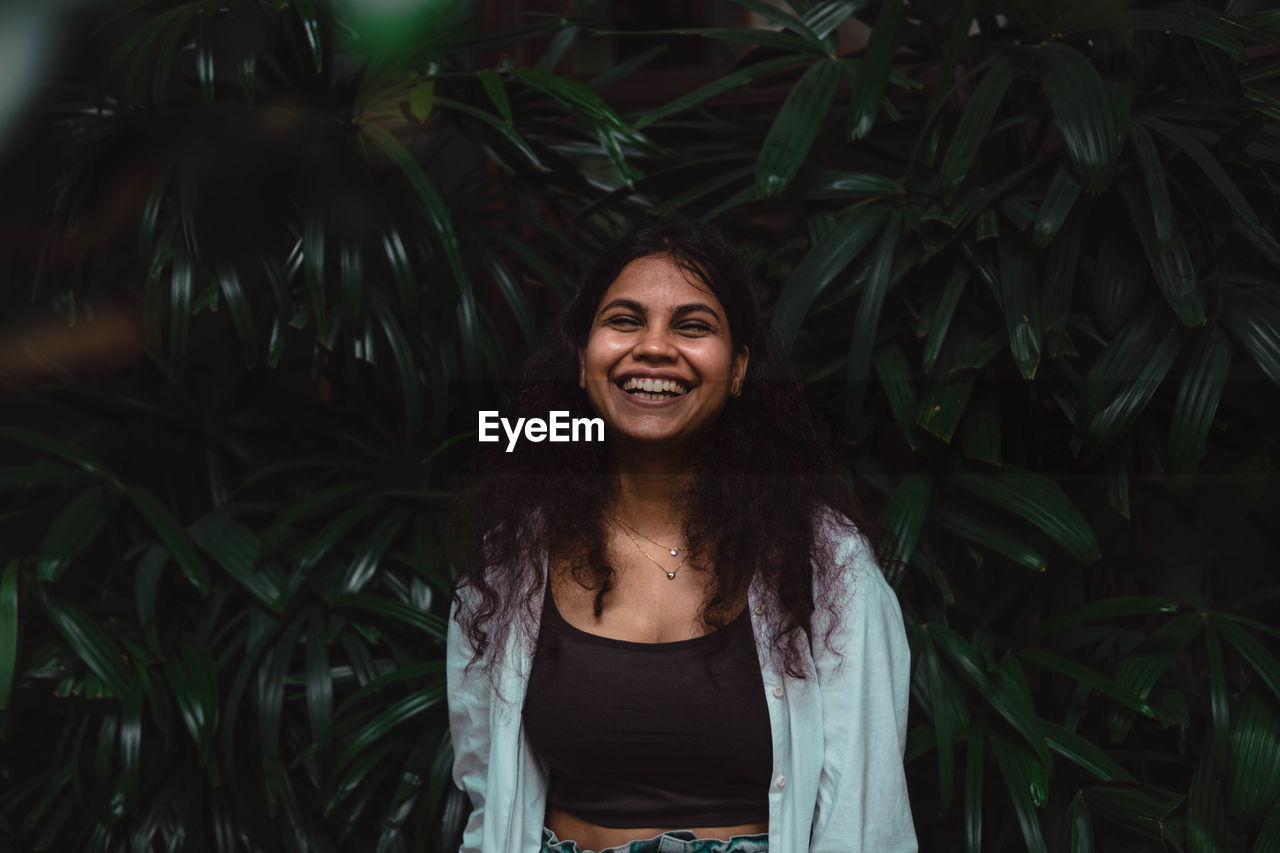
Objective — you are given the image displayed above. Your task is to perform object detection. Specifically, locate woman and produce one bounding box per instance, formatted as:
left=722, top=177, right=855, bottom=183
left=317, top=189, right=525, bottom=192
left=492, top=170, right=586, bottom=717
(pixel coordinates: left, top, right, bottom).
left=447, top=217, right=916, bottom=853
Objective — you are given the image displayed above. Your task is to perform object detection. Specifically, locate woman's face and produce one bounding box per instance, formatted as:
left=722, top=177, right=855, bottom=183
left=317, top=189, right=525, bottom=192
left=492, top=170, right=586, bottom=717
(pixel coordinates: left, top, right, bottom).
left=579, top=254, right=749, bottom=457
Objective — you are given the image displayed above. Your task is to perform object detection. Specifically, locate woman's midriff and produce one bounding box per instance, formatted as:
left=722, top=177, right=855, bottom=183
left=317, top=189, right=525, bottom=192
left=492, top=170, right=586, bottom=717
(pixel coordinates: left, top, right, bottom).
left=546, top=806, right=768, bottom=850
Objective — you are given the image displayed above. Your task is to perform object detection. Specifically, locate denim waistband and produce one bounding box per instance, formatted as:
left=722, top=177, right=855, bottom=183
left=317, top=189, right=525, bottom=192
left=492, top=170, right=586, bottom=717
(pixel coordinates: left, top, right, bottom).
left=541, top=826, right=768, bottom=853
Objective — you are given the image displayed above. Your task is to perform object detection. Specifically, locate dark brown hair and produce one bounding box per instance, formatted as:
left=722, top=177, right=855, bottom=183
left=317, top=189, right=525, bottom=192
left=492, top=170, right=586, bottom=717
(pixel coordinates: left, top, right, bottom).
left=453, top=215, right=884, bottom=685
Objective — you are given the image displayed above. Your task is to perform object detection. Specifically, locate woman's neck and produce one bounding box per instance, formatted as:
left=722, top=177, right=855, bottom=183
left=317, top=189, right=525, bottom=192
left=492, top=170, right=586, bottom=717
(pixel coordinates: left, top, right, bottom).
left=608, top=445, right=693, bottom=532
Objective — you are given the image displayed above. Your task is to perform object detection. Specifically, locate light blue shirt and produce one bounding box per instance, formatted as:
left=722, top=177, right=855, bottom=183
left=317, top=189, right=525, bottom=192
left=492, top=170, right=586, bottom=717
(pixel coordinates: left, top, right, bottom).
left=446, top=519, right=917, bottom=853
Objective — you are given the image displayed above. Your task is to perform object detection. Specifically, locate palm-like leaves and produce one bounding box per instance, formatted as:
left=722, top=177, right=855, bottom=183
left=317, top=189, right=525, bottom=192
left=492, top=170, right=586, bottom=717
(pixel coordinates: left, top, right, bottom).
left=3, top=0, right=1280, bottom=851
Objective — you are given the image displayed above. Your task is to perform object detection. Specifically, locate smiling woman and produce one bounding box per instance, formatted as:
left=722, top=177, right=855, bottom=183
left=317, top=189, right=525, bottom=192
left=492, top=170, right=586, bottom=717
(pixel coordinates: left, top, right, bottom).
left=449, top=216, right=917, bottom=853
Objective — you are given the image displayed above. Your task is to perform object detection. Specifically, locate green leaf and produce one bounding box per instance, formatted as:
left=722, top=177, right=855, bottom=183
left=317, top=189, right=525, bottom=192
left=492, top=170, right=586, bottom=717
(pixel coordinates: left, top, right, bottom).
left=756, top=59, right=841, bottom=198
left=923, top=265, right=968, bottom=374
left=127, top=487, right=209, bottom=594
left=37, top=487, right=109, bottom=582
left=846, top=0, right=902, bottom=140
left=1221, top=287, right=1280, bottom=388
left=165, top=647, right=218, bottom=771
left=804, top=169, right=903, bottom=199
left=965, top=723, right=985, bottom=853
left=950, top=465, right=1100, bottom=563
left=1083, top=783, right=1184, bottom=841
left=1128, top=122, right=1175, bottom=246
left=369, top=293, right=423, bottom=440
left=636, top=54, right=800, bottom=129
left=294, top=0, right=323, bottom=71
left=1217, top=618, right=1280, bottom=705
left=846, top=212, right=902, bottom=416
left=306, top=611, right=333, bottom=742
left=1020, top=649, right=1155, bottom=717
left=1083, top=6, right=1247, bottom=61
left=1036, top=596, right=1178, bottom=637
left=928, top=623, right=1050, bottom=763
left=1110, top=612, right=1202, bottom=741
left=335, top=683, right=445, bottom=772
left=920, top=632, right=958, bottom=808
left=1167, top=328, right=1231, bottom=493
left=1032, top=165, right=1081, bottom=247
left=330, top=594, right=447, bottom=640
left=0, top=428, right=112, bottom=477
left=916, top=376, right=974, bottom=443
left=941, top=56, right=1017, bottom=200
left=988, top=729, right=1049, bottom=853
left=773, top=205, right=888, bottom=349
left=1255, top=799, right=1280, bottom=853
left=303, top=209, right=326, bottom=343
left=932, top=502, right=1048, bottom=571
left=364, top=124, right=469, bottom=301
left=0, top=561, right=17, bottom=708
left=960, top=382, right=1001, bottom=466
left=476, top=69, right=512, bottom=123
left=800, top=0, right=860, bottom=37
left=169, top=245, right=193, bottom=366
left=880, top=475, right=931, bottom=566
left=1040, top=43, right=1120, bottom=192
left=436, top=96, right=544, bottom=170
left=1142, top=116, right=1262, bottom=233
left=1204, top=621, right=1230, bottom=773
left=40, top=593, right=131, bottom=698
left=1078, top=308, right=1186, bottom=446
left=874, top=345, right=923, bottom=448
left=1189, top=747, right=1230, bottom=852
left=1068, top=791, right=1094, bottom=853
left=1091, top=233, right=1145, bottom=335
left=732, top=0, right=827, bottom=48
left=215, top=264, right=257, bottom=367
left=1120, top=179, right=1205, bottom=326
left=408, top=81, right=435, bottom=123
left=195, top=19, right=215, bottom=103
left=1044, top=721, right=1133, bottom=782
left=188, top=514, right=283, bottom=611
left=998, top=232, right=1041, bottom=379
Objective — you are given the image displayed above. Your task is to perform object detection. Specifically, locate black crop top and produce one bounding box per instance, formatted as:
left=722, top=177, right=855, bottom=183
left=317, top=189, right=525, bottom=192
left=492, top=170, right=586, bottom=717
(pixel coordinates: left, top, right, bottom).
left=522, top=577, right=772, bottom=828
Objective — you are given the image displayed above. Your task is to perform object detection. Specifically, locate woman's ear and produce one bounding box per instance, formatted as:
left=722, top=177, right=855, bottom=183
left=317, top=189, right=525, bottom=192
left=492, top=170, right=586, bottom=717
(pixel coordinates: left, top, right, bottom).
left=731, top=346, right=749, bottom=397
left=578, top=348, right=586, bottom=389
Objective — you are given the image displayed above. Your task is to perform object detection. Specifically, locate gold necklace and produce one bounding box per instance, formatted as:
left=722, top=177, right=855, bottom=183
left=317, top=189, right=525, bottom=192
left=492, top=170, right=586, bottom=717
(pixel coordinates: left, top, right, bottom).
left=610, top=514, right=687, bottom=557
left=612, top=517, right=687, bottom=580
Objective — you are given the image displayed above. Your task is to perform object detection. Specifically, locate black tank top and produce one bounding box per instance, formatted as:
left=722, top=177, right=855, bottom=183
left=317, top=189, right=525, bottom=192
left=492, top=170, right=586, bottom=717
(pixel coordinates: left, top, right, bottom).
left=522, top=576, right=772, bottom=828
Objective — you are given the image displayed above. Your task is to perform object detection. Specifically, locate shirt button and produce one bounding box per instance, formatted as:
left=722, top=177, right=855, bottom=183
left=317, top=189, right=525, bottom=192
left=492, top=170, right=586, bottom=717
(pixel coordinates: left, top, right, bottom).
left=773, top=686, right=784, bottom=698
left=754, top=604, right=764, bottom=615
left=775, top=775, right=786, bottom=788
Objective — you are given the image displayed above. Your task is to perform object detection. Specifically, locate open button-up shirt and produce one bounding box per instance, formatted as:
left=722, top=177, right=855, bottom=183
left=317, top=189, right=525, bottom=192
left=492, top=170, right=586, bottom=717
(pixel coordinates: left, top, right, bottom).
left=446, top=523, right=917, bottom=852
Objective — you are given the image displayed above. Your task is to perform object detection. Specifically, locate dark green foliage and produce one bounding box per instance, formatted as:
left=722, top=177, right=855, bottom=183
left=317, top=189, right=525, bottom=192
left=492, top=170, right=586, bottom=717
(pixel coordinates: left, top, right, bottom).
left=2, top=0, right=1279, bottom=850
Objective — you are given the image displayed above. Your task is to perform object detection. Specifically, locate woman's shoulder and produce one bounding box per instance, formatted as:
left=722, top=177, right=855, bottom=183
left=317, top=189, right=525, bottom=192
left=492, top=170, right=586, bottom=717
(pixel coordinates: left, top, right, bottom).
left=811, top=506, right=891, bottom=604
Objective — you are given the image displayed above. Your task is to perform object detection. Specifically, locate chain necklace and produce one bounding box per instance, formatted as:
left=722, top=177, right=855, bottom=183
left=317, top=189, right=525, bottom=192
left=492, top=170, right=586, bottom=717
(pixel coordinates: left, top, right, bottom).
left=609, top=514, right=687, bottom=557
left=611, top=515, right=688, bottom=580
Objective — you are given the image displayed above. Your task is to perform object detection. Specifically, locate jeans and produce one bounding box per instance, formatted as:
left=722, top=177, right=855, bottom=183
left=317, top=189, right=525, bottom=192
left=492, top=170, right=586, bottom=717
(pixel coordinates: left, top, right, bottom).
left=540, top=826, right=769, bottom=853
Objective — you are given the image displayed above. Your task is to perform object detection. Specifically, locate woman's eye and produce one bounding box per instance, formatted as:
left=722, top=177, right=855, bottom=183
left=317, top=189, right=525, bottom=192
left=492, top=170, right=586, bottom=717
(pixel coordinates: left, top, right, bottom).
left=606, top=316, right=640, bottom=328
left=680, top=322, right=712, bottom=333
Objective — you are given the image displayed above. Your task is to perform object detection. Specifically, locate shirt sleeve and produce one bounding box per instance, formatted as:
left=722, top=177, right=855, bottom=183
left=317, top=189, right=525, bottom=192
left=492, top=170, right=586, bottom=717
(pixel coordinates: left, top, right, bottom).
left=446, top=584, right=491, bottom=853
left=809, top=533, right=917, bottom=852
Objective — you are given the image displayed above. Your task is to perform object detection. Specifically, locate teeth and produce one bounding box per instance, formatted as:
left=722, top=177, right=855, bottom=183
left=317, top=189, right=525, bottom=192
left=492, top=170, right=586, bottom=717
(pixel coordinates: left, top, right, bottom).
left=621, top=377, right=688, bottom=396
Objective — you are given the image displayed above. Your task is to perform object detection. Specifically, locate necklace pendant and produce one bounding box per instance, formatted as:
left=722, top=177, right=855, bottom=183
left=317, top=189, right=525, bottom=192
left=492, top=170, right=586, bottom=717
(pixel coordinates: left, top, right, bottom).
left=669, top=548, right=679, bottom=556
left=666, top=572, right=676, bottom=580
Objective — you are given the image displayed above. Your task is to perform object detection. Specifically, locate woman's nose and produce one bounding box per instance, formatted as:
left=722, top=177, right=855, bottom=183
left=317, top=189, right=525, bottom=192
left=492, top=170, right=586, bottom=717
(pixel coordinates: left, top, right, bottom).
left=634, top=324, right=677, bottom=359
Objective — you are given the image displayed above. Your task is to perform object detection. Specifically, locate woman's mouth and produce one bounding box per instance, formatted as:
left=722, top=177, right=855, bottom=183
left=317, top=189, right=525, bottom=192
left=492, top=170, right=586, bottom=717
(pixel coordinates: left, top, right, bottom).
left=617, top=376, right=689, bottom=401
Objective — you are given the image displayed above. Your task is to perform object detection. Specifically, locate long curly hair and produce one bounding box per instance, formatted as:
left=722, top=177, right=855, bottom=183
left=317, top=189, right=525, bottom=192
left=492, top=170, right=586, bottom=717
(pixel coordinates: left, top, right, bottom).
left=454, top=215, right=885, bottom=685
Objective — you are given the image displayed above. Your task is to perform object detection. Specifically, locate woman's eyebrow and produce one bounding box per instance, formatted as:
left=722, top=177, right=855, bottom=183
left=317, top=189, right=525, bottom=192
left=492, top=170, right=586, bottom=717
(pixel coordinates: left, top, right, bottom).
left=671, top=302, right=721, bottom=320
left=596, top=298, right=644, bottom=314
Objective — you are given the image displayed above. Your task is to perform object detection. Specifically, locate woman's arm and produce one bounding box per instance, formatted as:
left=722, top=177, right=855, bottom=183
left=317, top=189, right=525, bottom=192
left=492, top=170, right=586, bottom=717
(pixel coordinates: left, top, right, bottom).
left=446, top=585, right=491, bottom=853
left=809, top=534, right=917, bottom=852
